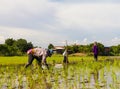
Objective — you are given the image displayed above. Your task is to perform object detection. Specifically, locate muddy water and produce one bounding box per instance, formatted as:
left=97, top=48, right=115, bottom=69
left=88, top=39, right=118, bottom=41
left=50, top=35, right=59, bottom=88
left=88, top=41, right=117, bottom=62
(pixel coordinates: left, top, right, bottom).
left=50, top=64, right=120, bottom=89
left=0, top=64, right=120, bottom=89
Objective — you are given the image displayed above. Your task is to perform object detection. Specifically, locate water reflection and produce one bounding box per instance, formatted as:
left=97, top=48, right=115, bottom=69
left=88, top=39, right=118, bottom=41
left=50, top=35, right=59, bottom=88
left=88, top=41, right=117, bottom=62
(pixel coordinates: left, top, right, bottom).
left=93, top=69, right=99, bottom=84
left=0, top=62, right=120, bottom=89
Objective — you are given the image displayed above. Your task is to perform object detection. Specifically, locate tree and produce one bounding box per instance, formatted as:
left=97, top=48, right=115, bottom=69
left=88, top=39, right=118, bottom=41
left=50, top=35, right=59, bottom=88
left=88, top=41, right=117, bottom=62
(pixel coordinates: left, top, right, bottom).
left=89, top=42, right=104, bottom=55
left=15, top=38, right=33, bottom=53
left=96, top=43, right=104, bottom=55
left=118, top=44, right=120, bottom=55
left=26, top=42, right=33, bottom=50
left=111, top=46, right=119, bottom=56
left=0, top=38, right=33, bottom=56
left=72, top=44, right=79, bottom=53
left=0, top=44, right=9, bottom=56
left=7, top=46, right=18, bottom=56
left=5, top=38, right=15, bottom=46
left=15, top=39, right=27, bottom=52
left=48, top=43, right=54, bottom=49
left=78, top=42, right=104, bottom=56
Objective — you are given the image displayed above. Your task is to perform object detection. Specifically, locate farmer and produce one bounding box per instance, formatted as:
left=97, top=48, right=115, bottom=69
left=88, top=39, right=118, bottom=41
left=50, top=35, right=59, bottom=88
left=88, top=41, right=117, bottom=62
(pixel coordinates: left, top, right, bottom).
left=92, top=42, right=98, bottom=61
left=63, top=49, right=69, bottom=63
left=25, top=47, right=53, bottom=69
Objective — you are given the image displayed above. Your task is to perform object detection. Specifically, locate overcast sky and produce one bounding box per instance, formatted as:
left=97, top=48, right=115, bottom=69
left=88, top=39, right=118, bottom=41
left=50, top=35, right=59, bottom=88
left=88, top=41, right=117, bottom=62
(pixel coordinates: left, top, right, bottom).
left=0, top=0, right=120, bottom=47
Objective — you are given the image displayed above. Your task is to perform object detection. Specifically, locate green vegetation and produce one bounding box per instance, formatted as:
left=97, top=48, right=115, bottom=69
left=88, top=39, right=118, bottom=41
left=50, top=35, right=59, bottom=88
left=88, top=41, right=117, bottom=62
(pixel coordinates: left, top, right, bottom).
left=0, top=56, right=27, bottom=65
left=1, top=38, right=120, bottom=56
left=0, top=56, right=120, bottom=89
left=0, top=38, right=33, bottom=56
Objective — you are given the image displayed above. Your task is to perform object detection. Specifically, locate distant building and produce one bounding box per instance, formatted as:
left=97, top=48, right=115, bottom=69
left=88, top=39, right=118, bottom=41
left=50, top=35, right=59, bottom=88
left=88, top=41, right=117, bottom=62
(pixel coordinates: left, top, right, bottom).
left=54, top=46, right=65, bottom=54
left=104, top=47, right=110, bottom=56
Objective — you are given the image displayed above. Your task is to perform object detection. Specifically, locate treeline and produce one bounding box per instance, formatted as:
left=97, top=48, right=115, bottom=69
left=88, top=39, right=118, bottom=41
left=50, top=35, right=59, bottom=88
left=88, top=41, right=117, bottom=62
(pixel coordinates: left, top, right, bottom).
left=49, top=43, right=120, bottom=56
left=0, top=38, right=33, bottom=56
left=67, top=43, right=104, bottom=56
left=0, top=38, right=120, bottom=56
left=66, top=43, right=120, bottom=56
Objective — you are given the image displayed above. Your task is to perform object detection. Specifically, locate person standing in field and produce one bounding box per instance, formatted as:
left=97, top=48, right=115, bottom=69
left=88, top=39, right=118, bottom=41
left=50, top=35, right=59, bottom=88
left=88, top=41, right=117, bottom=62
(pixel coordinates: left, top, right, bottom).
left=25, top=47, right=53, bottom=69
left=92, top=42, right=98, bottom=61
left=63, top=49, right=69, bottom=63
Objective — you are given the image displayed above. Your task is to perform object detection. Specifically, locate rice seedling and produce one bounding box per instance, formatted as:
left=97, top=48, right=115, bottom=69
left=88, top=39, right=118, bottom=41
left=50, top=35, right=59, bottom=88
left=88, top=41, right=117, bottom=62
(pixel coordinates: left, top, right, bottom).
left=0, top=56, right=120, bottom=89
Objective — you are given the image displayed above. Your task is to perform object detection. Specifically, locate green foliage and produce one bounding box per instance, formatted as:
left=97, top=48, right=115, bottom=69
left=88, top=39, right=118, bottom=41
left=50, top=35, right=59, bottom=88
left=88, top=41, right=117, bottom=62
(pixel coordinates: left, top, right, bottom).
left=0, top=44, right=9, bottom=56
left=48, top=43, right=54, bottom=49
left=0, top=38, right=33, bottom=56
left=67, top=43, right=105, bottom=56
left=1, top=38, right=120, bottom=56
left=15, top=38, right=28, bottom=52
left=97, top=42, right=105, bottom=55
left=72, top=44, right=79, bottom=53
left=111, top=46, right=119, bottom=56
left=5, top=38, right=15, bottom=46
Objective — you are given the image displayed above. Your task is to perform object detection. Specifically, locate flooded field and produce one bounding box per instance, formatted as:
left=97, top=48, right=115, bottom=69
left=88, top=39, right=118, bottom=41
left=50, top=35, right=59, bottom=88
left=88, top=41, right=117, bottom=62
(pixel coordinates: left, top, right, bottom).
left=0, top=56, right=120, bottom=89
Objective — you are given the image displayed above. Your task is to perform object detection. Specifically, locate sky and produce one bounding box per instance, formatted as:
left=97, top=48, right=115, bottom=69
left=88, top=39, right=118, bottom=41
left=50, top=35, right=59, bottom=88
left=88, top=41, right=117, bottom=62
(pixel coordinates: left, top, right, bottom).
left=0, top=0, right=120, bottom=48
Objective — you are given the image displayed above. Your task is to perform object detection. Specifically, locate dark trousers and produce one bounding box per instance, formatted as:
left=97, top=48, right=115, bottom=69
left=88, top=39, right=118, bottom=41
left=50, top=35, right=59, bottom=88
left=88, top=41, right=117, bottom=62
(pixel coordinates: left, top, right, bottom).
left=94, top=54, right=98, bottom=61
left=25, top=54, right=42, bottom=68
left=63, top=56, right=69, bottom=63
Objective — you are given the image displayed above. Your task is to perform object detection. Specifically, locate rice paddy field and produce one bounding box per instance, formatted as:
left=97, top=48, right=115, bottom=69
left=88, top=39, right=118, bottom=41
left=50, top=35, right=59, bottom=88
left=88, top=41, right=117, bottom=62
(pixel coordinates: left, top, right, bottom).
left=0, top=55, right=120, bottom=89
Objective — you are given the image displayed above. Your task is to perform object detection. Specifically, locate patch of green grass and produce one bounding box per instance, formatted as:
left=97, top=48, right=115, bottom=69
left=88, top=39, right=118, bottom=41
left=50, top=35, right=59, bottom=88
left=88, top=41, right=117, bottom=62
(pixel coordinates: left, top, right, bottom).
left=0, top=55, right=106, bottom=65
left=0, top=56, right=27, bottom=65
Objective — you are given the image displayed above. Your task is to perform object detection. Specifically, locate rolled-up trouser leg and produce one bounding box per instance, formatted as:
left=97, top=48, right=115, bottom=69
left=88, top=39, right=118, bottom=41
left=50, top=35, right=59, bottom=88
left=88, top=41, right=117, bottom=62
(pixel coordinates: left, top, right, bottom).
left=25, top=54, right=34, bottom=68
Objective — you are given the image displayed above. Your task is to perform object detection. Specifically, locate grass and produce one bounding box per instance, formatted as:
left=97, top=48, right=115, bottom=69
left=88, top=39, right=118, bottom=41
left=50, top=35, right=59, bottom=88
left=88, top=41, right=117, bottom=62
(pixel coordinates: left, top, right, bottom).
left=0, top=56, right=27, bottom=65
left=0, top=55, right=108, bottom=64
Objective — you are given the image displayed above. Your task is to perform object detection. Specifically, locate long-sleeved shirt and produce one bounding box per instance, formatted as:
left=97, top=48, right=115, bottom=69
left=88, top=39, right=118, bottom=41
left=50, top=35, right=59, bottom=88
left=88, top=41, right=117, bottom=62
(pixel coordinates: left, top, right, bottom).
left=92, top=45, right=98, bottom=55
left=27, top=48, right=47, bottom=63
left=63, top=50, right=67, bottom=56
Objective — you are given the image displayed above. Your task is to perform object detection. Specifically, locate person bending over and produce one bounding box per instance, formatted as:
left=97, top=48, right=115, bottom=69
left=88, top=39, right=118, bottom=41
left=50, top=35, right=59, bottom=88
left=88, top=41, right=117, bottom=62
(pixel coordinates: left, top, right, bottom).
left=25, top=47, right=53, bottom=69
